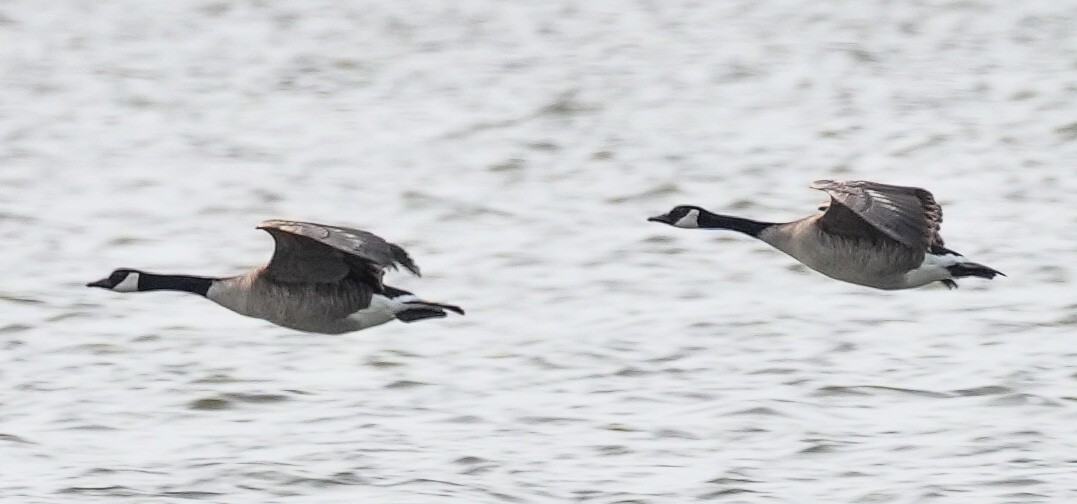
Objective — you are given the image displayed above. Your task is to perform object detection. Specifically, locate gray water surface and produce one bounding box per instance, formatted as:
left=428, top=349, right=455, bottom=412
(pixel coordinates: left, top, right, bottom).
left=2, top=1, right=1075, bottom=502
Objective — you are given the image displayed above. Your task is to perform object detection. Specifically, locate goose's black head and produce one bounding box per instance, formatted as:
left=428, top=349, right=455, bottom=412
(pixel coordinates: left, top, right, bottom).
left=648, top=205, right=707, bottom=228
left=87, top=268, right=143, bottom=292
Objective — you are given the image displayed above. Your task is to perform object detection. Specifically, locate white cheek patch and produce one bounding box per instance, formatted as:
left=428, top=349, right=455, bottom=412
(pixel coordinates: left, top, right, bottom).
left=113, top=273, right=140, bottom=292
left=673, top=210, right=700, bottom=228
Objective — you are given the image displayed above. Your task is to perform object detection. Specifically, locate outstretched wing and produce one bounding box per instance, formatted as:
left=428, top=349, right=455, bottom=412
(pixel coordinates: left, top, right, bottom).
left=811, top=180, right=944, bottom=252
left=258, top=220, right=420, bottom=286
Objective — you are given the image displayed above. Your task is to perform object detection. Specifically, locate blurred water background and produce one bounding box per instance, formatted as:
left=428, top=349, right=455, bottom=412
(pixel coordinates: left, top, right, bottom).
left=1, top=1, right=1075, bottom=502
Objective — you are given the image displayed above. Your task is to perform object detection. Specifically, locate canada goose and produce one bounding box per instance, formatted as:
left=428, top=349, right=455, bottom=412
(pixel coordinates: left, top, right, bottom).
left=87, top=220, right=464, bottom=333
left=648, top=180, right=1003, bottom=290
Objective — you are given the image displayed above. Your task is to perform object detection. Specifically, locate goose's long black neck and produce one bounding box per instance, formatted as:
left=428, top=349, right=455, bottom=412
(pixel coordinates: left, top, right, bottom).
left=698, top=212, right=774, bottom=237
left=140, top=273, right=214, bottom=296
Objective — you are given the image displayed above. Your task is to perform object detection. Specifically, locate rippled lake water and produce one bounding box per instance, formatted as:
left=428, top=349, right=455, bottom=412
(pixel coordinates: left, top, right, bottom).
left=2, top=1, right=1075, bottom=502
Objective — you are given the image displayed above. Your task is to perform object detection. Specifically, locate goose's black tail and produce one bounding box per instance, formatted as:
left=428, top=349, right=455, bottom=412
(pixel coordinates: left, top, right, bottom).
left=941, top=262, right=1005, bottom=289
left=947, top=262, right=1005, bottom=279
left=396, top=301, right=466, bottom=323
left=384, top=285, right=465, bottom=323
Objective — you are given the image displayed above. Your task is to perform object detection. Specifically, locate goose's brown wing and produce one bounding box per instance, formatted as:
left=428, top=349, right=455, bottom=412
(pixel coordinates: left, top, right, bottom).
left=811, top=180, right=944, bottom=253
left=257, top=220, right=420, bottom=286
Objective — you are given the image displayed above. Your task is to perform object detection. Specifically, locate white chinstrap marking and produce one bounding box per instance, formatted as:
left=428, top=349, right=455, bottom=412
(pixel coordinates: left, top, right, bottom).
left=673, top=209, right=701, bottom=228
left=113, top=272, right=141, bottom=292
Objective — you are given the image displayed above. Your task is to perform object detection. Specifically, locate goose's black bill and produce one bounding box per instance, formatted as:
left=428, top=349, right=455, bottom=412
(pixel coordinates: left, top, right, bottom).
left=647, top=213, right=675, bottom=224
left=86, top=278, right=111, bottom=288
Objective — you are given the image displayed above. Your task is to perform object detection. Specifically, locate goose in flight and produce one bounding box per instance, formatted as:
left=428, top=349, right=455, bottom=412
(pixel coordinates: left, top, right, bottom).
left=88, top=220, right=463, bottom=333
left=648, top=180, right=1003, bottom=290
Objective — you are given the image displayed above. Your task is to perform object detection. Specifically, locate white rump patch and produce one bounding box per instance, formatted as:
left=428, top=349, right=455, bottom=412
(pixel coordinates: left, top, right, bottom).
left=923, top=253, right=963, bottom=268
left=904, top=253, right=964, bottom=288
left=345, top=294, right=399, bottom=329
